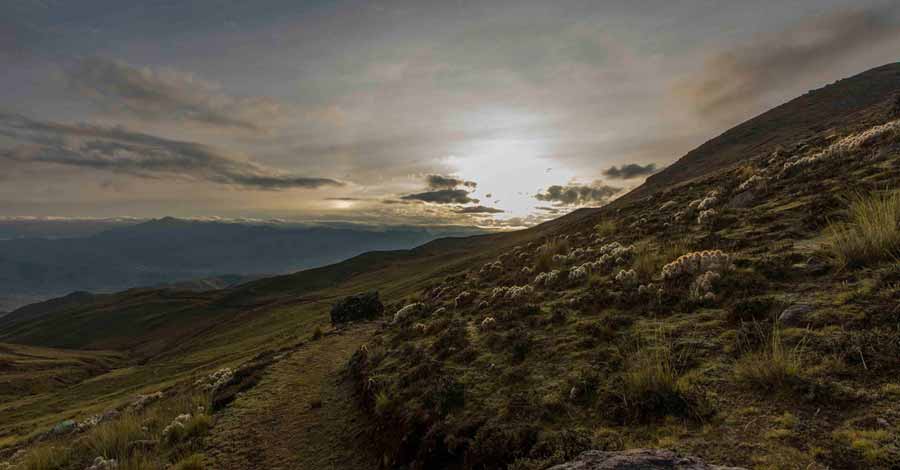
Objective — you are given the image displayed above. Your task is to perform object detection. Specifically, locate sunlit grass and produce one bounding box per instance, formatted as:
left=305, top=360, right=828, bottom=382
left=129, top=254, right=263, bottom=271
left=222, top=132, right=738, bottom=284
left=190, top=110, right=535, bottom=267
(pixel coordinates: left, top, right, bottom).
left=734, top=326, right=803, bottom=390
left=21, top=445, right=70, bottom=470
left=534, top=236, right=570, bottom=273
left=826, top=191, right=900, bottom=268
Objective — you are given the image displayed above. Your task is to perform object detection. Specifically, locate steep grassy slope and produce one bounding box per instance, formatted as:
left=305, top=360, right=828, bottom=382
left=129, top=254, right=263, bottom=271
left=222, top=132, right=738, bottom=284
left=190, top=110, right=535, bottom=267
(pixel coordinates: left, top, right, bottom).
left=347, top=107, right=900, bottom=469
left=629, top=62, right=900, bottom=201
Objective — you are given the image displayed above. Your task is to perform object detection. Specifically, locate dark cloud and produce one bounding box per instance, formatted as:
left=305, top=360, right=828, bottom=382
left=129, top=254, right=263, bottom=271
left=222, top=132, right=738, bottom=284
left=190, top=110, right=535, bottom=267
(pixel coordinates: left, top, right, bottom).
left=455, top=205, right=504, bottom=214
left=326, top=197, right=363, bottom=201
left=602, top=163, right=658, bottom=179
left=676, top=5, right=900, bottom=121
left=401, top=189, right=478, bottom=205
left=535, top=182, right=621, bottom=206
left=426, top=174, right=477, bottom=190
left=535, top=206, right=562, bottom=214
left=0, top=113, right=343, bottom=190
left=65, top=57, right=280, bottom=131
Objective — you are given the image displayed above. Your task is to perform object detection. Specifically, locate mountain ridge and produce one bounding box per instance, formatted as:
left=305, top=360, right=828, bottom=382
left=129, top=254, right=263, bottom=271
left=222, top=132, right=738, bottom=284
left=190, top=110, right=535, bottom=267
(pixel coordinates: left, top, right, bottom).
left=623, top=61, right=900, bottom=202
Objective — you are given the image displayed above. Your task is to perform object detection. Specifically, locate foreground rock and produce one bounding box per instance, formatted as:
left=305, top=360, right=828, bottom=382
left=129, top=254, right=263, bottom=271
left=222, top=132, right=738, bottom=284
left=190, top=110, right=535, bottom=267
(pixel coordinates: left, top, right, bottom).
left=330, top=291, right=384, bottom=325
left=777, top=304, right=814, bottom=327
left=546, top=449, right=746, bottom=470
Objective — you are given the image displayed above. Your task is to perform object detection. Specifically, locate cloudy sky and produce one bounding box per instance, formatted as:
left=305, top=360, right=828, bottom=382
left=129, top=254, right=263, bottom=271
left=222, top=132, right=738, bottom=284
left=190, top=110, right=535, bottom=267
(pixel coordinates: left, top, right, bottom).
left=2, top=0, right=899, bottom=228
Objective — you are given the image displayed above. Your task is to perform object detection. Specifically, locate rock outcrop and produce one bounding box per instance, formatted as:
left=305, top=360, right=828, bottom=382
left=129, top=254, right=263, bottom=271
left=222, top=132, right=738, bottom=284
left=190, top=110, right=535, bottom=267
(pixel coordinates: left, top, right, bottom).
left=546, top=449, right=746, bottom=470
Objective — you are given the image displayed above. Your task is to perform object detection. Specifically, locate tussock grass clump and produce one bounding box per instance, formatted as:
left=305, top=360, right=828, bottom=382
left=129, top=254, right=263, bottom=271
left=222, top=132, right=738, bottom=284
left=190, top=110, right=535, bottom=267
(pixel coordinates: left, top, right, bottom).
left=826, top=191, right=900, bottom=268
left=21, top=445, right=70, bottom=470
left=620, top=330, right=696, bottom=421
left=172, top=454, right=206, bottom=470
left=534, top=237, right=570, bottom=273
left=162, top=413, right=212, bottom=447
left=734, top=326, right=803, bottom=390
left=594, top=220, right=617, bottom=238
left=85, top=413, right=145, bottom=460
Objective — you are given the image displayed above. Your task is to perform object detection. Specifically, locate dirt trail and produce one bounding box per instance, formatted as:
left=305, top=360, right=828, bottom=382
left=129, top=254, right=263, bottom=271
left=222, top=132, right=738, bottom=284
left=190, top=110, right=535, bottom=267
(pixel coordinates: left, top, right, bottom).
left=205, top=324, right=381, bottom=470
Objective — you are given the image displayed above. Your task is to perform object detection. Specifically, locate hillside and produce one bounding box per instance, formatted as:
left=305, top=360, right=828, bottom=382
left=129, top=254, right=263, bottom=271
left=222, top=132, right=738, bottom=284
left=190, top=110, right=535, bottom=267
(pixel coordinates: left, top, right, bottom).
left=2, top=64, right=900, bottom=470
left=628, top=62, right=900, bottom=201
left=0, top=218, right=485, bottom=311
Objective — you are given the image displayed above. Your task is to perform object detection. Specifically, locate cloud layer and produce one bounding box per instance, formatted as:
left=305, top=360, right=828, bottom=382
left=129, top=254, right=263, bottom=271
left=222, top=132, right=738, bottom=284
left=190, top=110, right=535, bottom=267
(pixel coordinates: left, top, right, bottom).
left=456, top=205, right=504, bottom=214
left=0, top=113, right=343, bottom=190
left=401, top=189, right=478, bottom=205
left=427, top=174, right=477, bottom=190
left=534, top=182, right=621, bottom=206
left=602, top=163, right=658, bottom=180
left=66, top=57, right=282, bottom=131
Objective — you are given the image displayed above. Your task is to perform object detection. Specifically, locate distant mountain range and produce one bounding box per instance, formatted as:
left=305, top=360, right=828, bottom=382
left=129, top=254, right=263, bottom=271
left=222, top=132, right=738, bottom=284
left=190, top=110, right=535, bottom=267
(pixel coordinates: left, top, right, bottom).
left=0, top=217, right=485, bottom=310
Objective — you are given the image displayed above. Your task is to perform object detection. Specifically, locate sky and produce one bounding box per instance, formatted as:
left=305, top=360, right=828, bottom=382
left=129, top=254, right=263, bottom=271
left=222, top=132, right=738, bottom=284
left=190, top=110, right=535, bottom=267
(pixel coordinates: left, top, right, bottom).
left=2, top=0, right=899, bottom=229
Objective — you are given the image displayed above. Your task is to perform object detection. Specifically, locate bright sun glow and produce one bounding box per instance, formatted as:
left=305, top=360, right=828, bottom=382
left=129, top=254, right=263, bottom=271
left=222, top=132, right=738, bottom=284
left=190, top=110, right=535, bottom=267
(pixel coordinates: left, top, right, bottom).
left=446, top=136, right=578, bottom=220
left=331, top=200, right=355, bottom=210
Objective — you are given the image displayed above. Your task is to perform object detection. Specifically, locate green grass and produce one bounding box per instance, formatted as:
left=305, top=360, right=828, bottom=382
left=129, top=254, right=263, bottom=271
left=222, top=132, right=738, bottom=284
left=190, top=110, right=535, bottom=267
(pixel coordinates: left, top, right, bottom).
left=826, top=191, right=900, bottom=268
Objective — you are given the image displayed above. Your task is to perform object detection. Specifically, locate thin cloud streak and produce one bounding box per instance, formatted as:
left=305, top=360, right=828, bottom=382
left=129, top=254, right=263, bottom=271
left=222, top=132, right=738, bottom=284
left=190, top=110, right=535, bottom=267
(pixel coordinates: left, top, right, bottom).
left=66, top=57, right=282, bottom=131
left=0, top=113, right=343, bottom=190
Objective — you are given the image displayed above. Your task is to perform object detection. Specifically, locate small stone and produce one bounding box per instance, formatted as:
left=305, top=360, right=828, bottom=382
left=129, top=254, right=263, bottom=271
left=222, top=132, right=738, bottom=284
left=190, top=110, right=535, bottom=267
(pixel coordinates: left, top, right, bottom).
left=52, top=419, right=76, bottom=434
left=546, top=449, right=746, bottom=470
left=778, top=304, right=814, bottom=327
left=127, top=440, right=157, bottom=453
left=729, top=191, right=755, bottom=208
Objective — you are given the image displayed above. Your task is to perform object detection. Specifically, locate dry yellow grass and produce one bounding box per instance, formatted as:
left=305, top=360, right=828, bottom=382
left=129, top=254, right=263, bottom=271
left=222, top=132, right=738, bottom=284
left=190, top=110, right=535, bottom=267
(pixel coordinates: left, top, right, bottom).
left=734, top=326, right=803, bottom=390
left=826, top=191, right=900, bottom=268
left=21, top=445, right=70, bottom=470
left=534, top=237, right=570, bottom=273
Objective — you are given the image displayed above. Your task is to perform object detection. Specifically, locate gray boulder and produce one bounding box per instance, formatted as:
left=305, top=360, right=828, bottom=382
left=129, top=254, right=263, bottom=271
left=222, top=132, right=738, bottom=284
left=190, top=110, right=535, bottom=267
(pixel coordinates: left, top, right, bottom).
left=546, top=449, right=746, bottom=470
left=728, top=191, right=756, bottom=208
left=777, top=304, right=814, bottom=327
left=330, top=291, right=384, bottom=325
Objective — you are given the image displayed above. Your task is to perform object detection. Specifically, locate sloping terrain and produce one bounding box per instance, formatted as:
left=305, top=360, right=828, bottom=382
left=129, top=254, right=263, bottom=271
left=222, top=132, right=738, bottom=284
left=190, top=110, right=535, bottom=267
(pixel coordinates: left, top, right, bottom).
left=346, top=102, right=900, bottom=468
left=205, top=324, right=381, bottom=470
left=1, top=64, right=899, bottom=470
left=630, top=62, right=900, bottom=201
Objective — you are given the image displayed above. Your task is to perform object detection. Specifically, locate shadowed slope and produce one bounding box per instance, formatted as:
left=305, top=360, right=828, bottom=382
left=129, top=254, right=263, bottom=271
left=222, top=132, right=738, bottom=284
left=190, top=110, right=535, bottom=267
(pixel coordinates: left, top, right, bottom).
left=628, top=62, right=900, bottom=201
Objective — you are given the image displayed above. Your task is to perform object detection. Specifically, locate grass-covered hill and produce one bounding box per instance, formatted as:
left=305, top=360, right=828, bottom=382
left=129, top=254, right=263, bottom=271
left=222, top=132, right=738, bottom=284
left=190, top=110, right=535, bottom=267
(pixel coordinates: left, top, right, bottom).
left=631, top=62, right=900, bottom=201
left=2, top=64, right=900, bottom=470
